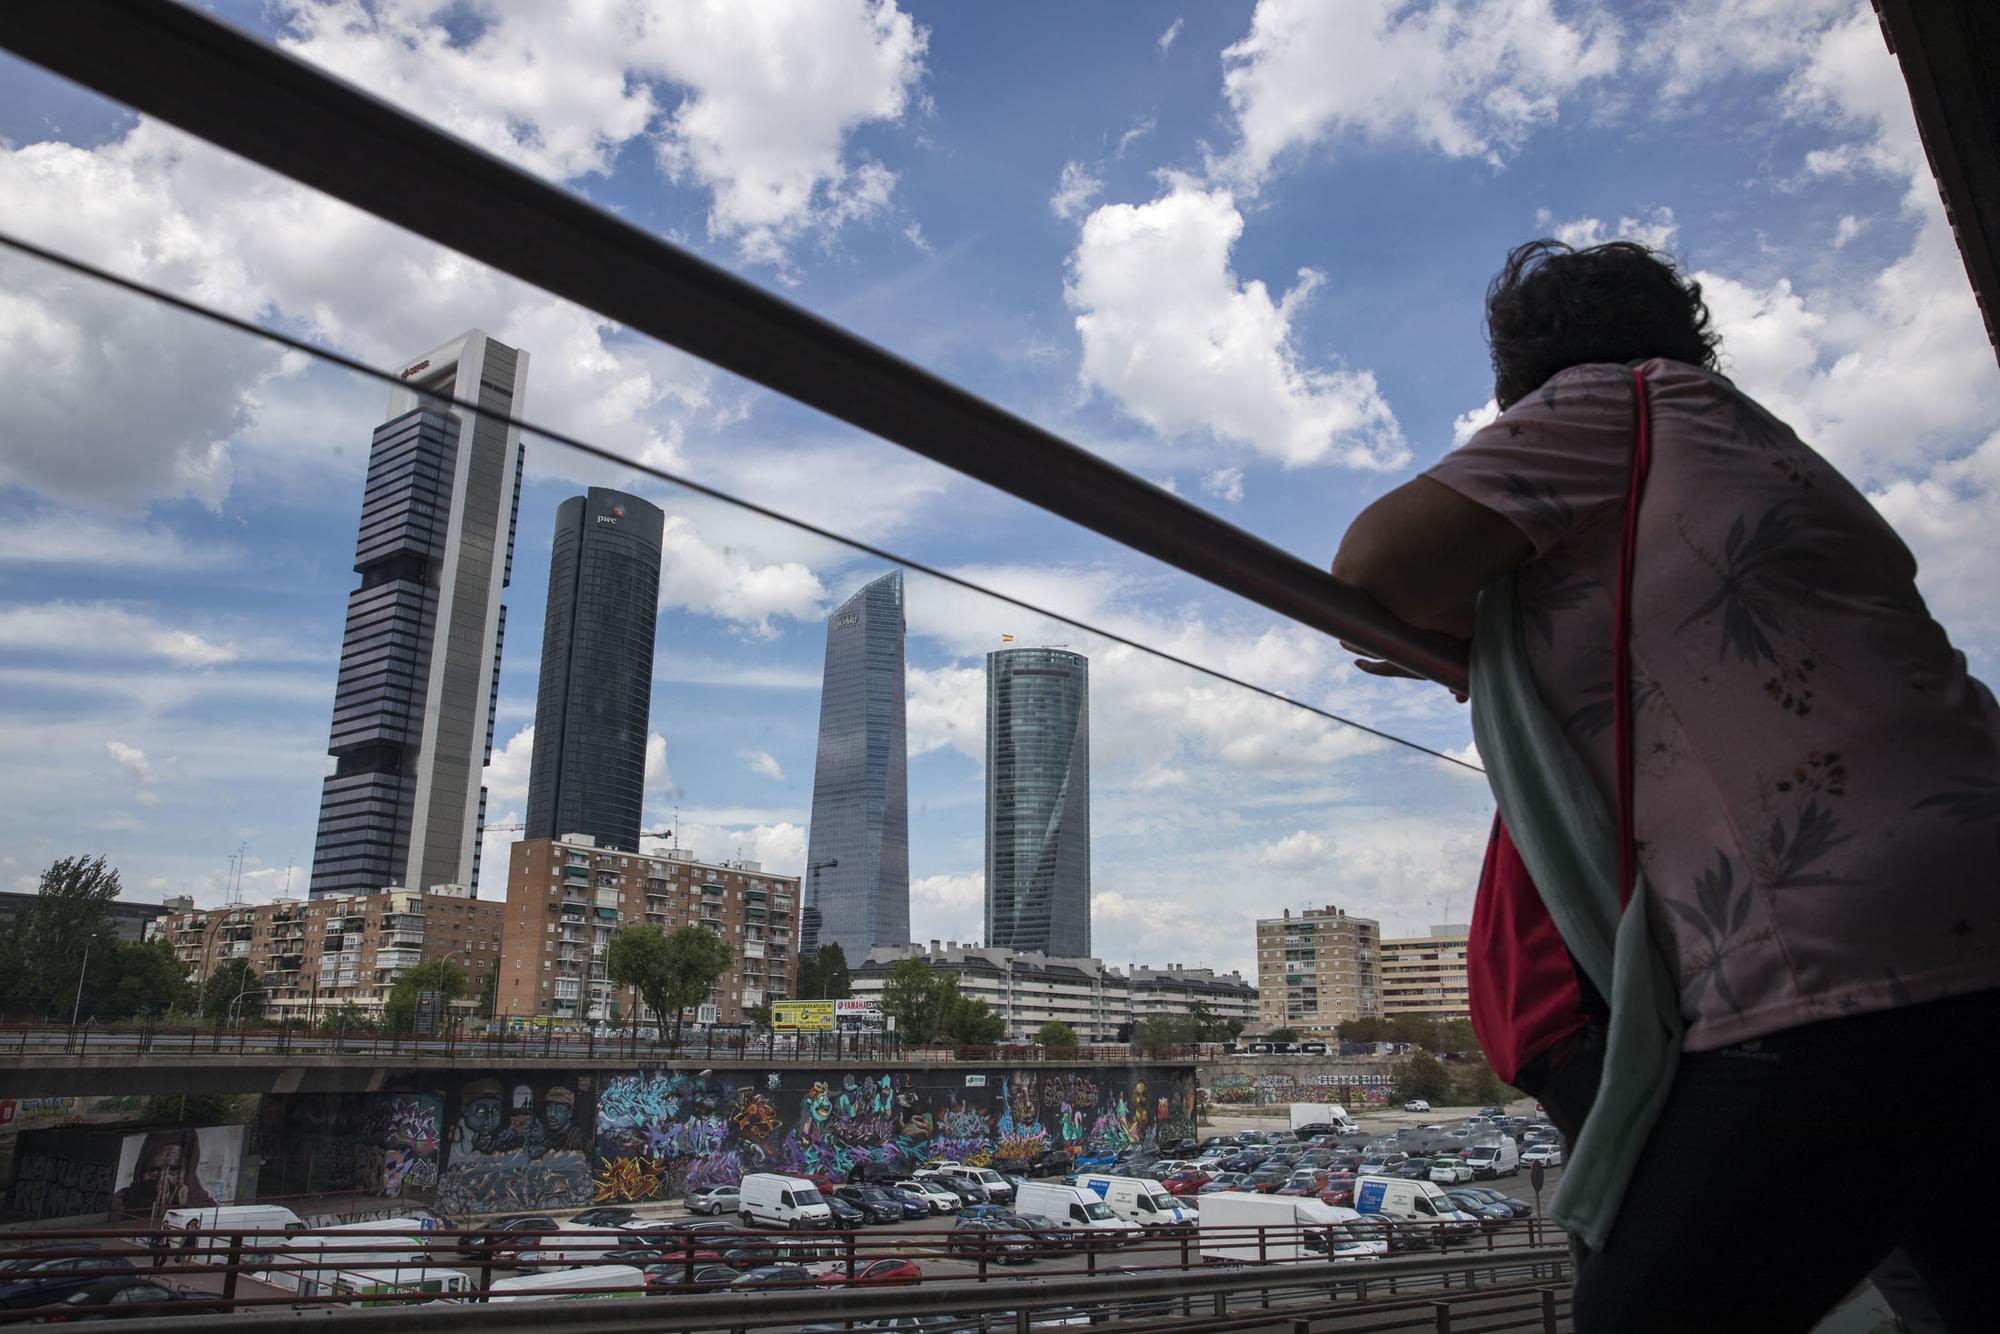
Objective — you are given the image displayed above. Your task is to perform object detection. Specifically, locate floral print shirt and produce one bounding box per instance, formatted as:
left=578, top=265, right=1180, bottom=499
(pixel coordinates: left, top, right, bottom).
left=1428, top=359, right=2000, bottom=1051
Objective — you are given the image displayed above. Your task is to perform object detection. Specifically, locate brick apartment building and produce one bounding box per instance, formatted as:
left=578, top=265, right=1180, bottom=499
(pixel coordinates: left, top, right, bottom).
left=496, top=835, right=800, bottom=1027
left=1254, top=904, right=1381, bottom=1037
left=159, top=884, right=504, bottom=1021
left=1379, top=924, right=1472, bottom=1020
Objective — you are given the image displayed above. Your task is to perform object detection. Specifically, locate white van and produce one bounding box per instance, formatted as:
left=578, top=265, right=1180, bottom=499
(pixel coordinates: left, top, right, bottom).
left=516, top=1222, right=642, bottom=1267
left=1462, top=1140, right=1520, bottom=1179
left=316, top=1266, right=474, bottom=1306
left=1072, top=1174, right=1195, bottom=1229
left=1198, top=1192, right=1383, bottom=1263
left=1353, top=1175, right=1481, bottom=1239
left=487, top=1264, right=648, bottom=1302
left=265, top=1218, right=436, bottom=1294
left=1015, top=1182, right=1140, bottom=1242
left=738, top=1172, right=834, bottom=1229
left=158, top=1204, right=304, bottom=1264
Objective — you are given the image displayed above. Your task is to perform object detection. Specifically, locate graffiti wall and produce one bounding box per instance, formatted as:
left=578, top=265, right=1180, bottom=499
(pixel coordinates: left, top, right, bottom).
left=256, top=1091, right=442, bottom=1203
left=5, top=1129, right=120, bottom=1220
left=435, top=1072, right=595, bottom=1216
left=1204, top=1066, right=1394, bottom=1106
left=590, top=1065, right=1196, bottom=1206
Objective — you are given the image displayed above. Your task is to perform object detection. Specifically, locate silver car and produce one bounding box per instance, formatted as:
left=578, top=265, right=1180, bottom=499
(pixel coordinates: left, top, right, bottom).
left=685, top=1183, right=741, bottom=1215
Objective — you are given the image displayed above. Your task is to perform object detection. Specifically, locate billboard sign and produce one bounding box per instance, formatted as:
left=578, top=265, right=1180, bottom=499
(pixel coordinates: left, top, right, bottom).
left=773, top=1000, right=835, bottom=1032
left=834, top=999, right=884, bottom=1031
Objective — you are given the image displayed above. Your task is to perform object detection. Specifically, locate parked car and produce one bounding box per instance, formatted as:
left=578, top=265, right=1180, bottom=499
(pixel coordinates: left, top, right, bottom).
left=946, top=1218, right=1036, bottom=1263
left=685, top=1184, right=741, bottom=1215
left=833, top=1185, right=906, bottom=1225
left=999, top=1214, right=1072, bottom=1253
left=893, top=1179, right=961, bottom=1214
left=1029, top=1149, right=1076, bottom=1176
left=570, top=1207, right=641, bottom=1229
left=958, top=1203, right=1016, bottom=1222
left=1430, top=1158, right=1474, bottom=1185
left=462, top=1216, right=558, bottom=1261
left=1391, top=1158, right=1435, bottom=1181
left=731, top=1265, right=818, bottom=1289
left=1404, top=1099, right=1432, bottom=1113
left=1355, top=1153, right=1406, bottom=1176
left=1456, top=1187, right=1533, bottom=1219
left=929, top=1165, right=1015, bottom=1204
left=815, top=1258, right=925, bottom=1288
left=825, top=1196, right=866, bottom=1230
left=1244, top=1166, right=1290, bottom=1193
left=18, top=1275, right=225, bottom=1320
left=1443, top=1191, right=1515, bottom=1226
left=1521, top=1144, right=1563, bottom=1168
left=1318, top=1179, right=1357, bottom=1207
left=1220, top=1152, right=1267, bottom=1174
left=0, top=1250, right=134, bottom=1311
left=644, top=1262, right=740, bottom=1292
left=1478, top=1106, right=1506, bottom=1119
left=1160, top=1169, right=1211, bottom=1197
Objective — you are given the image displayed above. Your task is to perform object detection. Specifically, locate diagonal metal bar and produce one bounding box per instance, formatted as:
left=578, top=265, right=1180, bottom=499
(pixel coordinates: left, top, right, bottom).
left=0, top=0, right=1470, bottom=693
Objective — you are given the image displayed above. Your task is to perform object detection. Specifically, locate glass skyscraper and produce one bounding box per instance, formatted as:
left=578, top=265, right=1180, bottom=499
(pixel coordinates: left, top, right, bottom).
left=524, top=488, right=664, bottom=851
left=985, top=647, right=1091, bottom=957
left=310, top=331, right=527, bottom=898
left=803, top=572, right=909, bottom=960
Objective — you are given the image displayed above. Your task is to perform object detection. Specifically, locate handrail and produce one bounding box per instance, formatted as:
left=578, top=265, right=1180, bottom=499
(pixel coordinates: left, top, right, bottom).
left=0, top=0, right=1470, bottom=693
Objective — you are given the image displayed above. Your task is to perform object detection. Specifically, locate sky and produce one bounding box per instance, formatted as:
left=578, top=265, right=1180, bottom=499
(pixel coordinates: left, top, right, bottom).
left=1, top=0, right=1995, bottom=978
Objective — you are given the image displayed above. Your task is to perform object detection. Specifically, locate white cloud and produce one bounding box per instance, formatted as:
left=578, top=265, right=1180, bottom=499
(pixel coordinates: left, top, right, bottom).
left=646, top=733, right=672, bottom=792
left=740, top=748, right=787, bottom=782
left=1049, top=161, right=1104, bottom=222
left=1201, top=467, right=1245, bottom=503
left=1543, top=205, right=1679, bottom=252
left=1782, top=8, right=1929, bottom=207
left=105, top=740, right=155, bottom=785
left=1869, top=432, right=2000, bottom=643
left=1255, top=829, right=1329, bottom=868
left=675, top=819, right=808, bottom=876
left=1116, top=117, right=1157, bottom=158
left=277, top=0, right=927, bottom=271
left=1635, top=0, right=1850, bottom=101
left=1067, top=180, right=1407, bottom=470
left=1157, top=17, right=1184, bottom=55
left=906, top=663, right=985, bottom=762
left=910, top=871, right=985, bottom=943
left=1451, top=398, right=1500, bottom=446
left=0, top=509, right=236, bottom=570
left=1833, top=215, right=1868, bottom=249
left=657, top=514, right=827, bottom=636
left=482, top=726, right=535, bottom=807
left=0, top=602, right=240, bottom=668
left=1219, top=0, right=1619, bottom=183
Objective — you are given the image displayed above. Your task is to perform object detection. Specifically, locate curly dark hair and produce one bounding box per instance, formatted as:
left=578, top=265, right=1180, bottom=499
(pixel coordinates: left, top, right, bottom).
left=1485, top=239, right=1721, bottom=410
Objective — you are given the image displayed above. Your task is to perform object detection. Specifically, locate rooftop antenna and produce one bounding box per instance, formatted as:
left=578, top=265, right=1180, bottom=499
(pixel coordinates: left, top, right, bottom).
left=283, top=860, right=294, bottom=898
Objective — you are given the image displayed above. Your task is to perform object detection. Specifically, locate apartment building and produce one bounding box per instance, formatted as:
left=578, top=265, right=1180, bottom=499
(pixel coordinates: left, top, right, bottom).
left=1379, top=924, right=1472, bottom=1020
left=1254, top=905, right=1381, bottom=1038
left=158, top=884, right=504, bottom=1020
left=1127, top=963, right=1259, bottom=1029
left=853, top=943, right=1131, bottom=1043
left=496, top=835, right=800, bottom=1027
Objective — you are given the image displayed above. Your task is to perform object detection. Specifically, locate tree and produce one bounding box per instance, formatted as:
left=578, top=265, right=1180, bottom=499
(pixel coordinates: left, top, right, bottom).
left=478, top=963, right=499, bottom=1020
left=318, top=1002, right=374, bottom=1035
left=200, top=959, right=263, bottom=1026
left=91, top=938, right=190, bottom=1021
left=606, top=925, right=733, bottom=1044
left=1452, top=1061, right=1511, bottom=1107
left=1392, top=1051, right=1453, bottom=1106
left=383, top=958, right=468, bottom=1032
left=1225, top=1018, right=1248, bottom=1038
left=794, top=942, right=853, bottom=1001
left=1267, top=1027, right=1302, bottom=1045
left=1035, top=1020, right=1078, bottom=1050
left=945, top=995, right=1006, bottom=1046
left=1184, top=1000, right=1228, bottom=1042
left=1130, top=1013, right=1199, bottom=1052
left=1, top=855, right=121, bottom=1017
left=878, top=956, right=956, bottom=1045
left=744, top=1001, right=774, bottom=1032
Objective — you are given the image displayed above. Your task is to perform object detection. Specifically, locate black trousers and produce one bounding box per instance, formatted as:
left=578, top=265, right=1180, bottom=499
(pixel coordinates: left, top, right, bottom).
left=1571, top=987, right=1997, bottom=1332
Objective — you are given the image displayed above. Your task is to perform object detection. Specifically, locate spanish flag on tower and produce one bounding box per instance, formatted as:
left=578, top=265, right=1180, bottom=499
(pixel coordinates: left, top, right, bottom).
left=1000, top=634, right=1014, bottom=642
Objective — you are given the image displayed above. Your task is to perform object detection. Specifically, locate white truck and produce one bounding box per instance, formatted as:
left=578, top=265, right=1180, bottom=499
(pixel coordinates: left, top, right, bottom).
left=1014, top=1182, right=1140, bottom=1243
left=1353, top=1175, right=1482, bottom=1242
left=1197, top=1192, right=1381, bottom=1263
left=1290, top=1103, right=1358, bottom=1136
left=1071, top=1173, right=1195, bottom=1229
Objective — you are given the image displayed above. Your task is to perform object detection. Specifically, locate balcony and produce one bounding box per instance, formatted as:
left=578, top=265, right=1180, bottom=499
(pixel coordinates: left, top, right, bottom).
left=595, top=889, right=620, bottom=910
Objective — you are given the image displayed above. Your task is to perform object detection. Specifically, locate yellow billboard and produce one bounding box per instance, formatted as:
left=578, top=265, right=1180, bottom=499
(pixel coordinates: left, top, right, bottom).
left=773, top=1000, right=835, bottom=1032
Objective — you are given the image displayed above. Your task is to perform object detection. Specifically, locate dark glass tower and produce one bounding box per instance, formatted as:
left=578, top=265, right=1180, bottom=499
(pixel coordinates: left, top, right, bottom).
left=985, top=648, right=1091, bottom=956
left=524, top=488, right=664, bottom=851
left=803, top=572, right=909, bottom=961
left=310, top=331, right=527, bottom=897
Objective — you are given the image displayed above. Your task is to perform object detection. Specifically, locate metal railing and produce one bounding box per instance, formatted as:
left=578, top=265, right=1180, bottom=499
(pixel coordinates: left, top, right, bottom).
left=0, top=1021, right=1201, bottom=1067
left=0, top=0, right=1470, bottom=693
left=0, top=1218, right=1570, bottom=1331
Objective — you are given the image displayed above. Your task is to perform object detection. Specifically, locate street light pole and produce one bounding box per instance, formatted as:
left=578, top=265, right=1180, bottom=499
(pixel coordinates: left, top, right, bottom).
left=69, top=937, right=93, bottom=1029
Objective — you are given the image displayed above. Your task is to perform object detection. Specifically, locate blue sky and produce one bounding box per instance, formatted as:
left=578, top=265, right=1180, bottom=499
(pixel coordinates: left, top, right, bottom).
left=2, top=1, right=1995, bottom=975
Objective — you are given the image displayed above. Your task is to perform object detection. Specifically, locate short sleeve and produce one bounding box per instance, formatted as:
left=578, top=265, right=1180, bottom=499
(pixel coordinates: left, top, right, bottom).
left=1425, top=365, right=1640, bottom=558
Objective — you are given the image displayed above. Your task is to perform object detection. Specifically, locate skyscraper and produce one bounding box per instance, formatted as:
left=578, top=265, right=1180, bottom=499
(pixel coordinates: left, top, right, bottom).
left=803, top=572, right=909, bottom=960
left=310, top=331, right=528, bottom=898
left=985, top=647, right=1091, bottom=956
left=525, top=488, right=664, bottom=851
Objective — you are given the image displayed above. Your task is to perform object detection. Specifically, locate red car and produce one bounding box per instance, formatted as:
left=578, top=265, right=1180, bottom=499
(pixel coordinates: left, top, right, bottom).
left=815, top=1258, right=924, bottom=1288
left=1160, top=1170, right=1211, bottom=1197
left=1318, top=1176, right=1357, bottom=1207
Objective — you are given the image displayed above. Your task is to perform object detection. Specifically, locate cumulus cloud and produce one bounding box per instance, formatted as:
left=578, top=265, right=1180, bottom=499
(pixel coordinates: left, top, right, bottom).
left=0, top=507, right=237, bottom=569
left=658, top=514, right=827, bottom=636
left=1255, top=829, right=1329, bottom=868
left=1540, top=205, right=1679, bottom=252
left=906, top=663, right=985, bottom=762
left=1869, top=433, right=2000, bottom=643
left=740, top=748, right=787, bottom=782
left=1636, top=0, right=1851, bottom=101
left=646, top=733, right=672, bottom=792
left=1219, top=0, right=1619, bottom=182
left=674, top=819, right=808, bottom=876
left=1049, top=161, right=1104, bottom=222
left=1201, top=467, right=1245, bottom=503
left=106, top=740, right=163, bottom=807
left=0, top=602, right=240, bottom=668
left=1066, top=180, right=1407, bottom=470
left=1451, top=399, right=1500, bottom=446
left=482, top=726, right=535, bottom=806
left=910, top=871, right=985, bottom=943
left=1833, top=215, right=1868, bottom=249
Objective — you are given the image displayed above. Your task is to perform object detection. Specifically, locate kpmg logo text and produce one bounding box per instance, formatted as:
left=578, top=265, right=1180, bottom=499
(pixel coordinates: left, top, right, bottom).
left=399, top=359, right=431, bottom=380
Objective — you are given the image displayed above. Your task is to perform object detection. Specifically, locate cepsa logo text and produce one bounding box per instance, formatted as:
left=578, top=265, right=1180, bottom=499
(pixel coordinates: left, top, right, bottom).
left=399, top=359, right=431, bottom=379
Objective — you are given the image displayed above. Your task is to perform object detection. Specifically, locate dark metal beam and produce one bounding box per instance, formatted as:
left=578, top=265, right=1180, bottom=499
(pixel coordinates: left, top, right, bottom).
left=0, top=0, right=1470, bottom=692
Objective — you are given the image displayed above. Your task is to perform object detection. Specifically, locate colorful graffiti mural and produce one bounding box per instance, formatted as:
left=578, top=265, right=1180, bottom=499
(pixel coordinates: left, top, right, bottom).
left=588, top=1066, right=1194, bottom=1204
left=356, top=1094, right=442, bottom=1198
left=436, top=1073, right=595, bottom=1216
left=1205, top=1070, right=1392, bottom=1105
